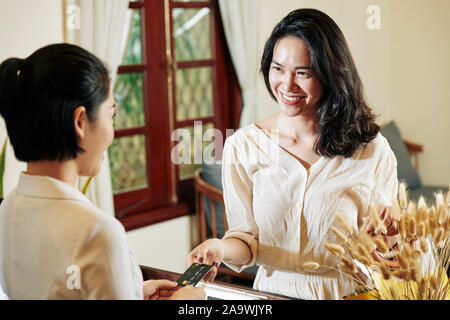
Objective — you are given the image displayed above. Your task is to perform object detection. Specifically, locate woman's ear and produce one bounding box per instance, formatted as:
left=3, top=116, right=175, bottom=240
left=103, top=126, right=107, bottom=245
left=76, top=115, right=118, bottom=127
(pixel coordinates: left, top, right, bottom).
left=74, top=106, right=88, bottom=139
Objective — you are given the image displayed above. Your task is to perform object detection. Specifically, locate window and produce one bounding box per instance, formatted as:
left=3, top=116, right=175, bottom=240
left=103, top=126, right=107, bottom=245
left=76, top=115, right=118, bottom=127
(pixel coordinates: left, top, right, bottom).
left=110, top=0, right=242, bottom=230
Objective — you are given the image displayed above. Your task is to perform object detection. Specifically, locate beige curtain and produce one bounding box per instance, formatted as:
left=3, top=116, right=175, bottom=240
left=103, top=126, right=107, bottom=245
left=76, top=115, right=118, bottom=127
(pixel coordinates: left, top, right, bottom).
left=218, top=0, right=261, bottom=128
left=64, top=0, right=132, bottom=216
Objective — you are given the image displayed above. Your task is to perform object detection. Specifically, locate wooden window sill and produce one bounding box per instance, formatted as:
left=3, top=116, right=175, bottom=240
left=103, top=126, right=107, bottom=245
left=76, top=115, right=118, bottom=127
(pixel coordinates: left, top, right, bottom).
left=119, top=202, right=193, bottom=231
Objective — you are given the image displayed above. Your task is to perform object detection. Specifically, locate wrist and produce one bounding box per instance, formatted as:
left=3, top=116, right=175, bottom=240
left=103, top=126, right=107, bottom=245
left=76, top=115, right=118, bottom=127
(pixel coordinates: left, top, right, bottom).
left=221, top=237, right=252, bottom=265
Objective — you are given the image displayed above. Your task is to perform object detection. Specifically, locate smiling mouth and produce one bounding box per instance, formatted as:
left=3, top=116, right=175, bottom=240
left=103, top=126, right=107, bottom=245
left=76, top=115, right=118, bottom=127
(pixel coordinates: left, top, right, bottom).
left=280, top=92, right=306, bottom=103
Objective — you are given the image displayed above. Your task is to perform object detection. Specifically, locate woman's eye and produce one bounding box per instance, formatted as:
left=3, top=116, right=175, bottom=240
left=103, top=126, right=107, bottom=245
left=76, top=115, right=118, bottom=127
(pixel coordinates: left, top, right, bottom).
left=272, top=66, right=282, bottom=72
left=297, top=72, right=311, bottom=78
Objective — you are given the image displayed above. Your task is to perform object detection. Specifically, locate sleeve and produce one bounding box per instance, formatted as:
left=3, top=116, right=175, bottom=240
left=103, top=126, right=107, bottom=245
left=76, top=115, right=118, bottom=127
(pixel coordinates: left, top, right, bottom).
left=306, top=136, right=400, bottom=274
left=221, top=136, right=259, bottom=273
left=375, top=138, right=398, bottom=203
left=74, top=217, right=143, bottom=300
left=0, top=284, right=8, bottom=300
left=366, top=136, right=399, bottom=221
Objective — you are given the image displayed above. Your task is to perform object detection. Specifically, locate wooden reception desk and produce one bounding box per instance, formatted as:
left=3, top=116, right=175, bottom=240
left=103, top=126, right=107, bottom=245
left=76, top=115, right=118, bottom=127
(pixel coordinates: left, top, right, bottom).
left=140, top=265, right=295, bottom=300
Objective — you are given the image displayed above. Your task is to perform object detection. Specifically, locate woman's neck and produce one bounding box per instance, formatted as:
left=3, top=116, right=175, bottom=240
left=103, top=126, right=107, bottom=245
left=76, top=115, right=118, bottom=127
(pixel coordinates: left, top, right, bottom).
left=26, top=160, right=79, bottom=187
left=276, top=112, right=319, bottom=142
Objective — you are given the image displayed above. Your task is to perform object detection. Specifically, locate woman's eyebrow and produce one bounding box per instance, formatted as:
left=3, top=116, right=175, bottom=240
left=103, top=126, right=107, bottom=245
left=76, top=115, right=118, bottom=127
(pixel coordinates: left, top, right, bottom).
left=271, top=61, right=283, bottom=67
left=271, top=60, right=310, bottom=70
left=295, top=66, right=311, bottom=70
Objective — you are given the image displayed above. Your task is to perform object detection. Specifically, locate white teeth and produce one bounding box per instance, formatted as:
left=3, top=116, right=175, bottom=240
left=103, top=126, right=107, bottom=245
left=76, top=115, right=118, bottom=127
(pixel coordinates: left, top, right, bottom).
left=282, top=93, right=303, bottom=102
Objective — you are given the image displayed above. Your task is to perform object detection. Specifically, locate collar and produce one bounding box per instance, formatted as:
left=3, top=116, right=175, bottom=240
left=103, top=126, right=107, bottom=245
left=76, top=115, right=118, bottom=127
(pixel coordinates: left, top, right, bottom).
left=16, top=172, right=91, bottom=205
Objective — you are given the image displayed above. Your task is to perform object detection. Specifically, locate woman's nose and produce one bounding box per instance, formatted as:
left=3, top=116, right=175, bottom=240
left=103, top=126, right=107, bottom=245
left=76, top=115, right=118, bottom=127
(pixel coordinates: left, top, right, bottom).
left=282, top=73, right=298, bottom=92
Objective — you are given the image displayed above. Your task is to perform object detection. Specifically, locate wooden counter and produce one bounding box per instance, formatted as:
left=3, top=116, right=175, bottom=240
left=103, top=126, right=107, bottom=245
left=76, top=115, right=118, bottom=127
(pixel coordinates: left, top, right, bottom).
left=140, top=265, right=295, bottom=300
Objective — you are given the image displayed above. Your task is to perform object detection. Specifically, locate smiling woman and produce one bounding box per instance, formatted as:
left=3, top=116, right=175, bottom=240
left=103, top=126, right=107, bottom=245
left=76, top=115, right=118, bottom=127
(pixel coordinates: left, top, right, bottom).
left=260, top=9, right=379, bottom=158
left=268, top=36, right=323, bottom=120
left=188, top=8, right=402, bottom=300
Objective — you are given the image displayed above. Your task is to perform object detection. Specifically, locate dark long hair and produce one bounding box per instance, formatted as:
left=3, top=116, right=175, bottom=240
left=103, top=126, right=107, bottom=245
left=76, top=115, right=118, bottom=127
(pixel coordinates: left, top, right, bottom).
left=0, top=43, right=110, bottom=162
left=261, top=9, right=379, bottom=158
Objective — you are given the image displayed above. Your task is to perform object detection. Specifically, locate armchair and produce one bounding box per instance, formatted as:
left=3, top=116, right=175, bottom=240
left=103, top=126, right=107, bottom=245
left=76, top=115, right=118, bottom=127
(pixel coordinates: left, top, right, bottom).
left=380, top=121, right=448, bottom=203
left=194, top=165, right=258, bottom=286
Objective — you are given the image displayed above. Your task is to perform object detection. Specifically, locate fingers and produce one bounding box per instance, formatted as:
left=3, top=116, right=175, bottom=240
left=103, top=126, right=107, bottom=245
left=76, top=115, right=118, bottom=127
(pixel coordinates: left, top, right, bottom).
left=382, top=206, right=400, bottom=236
left=386, top=219, right=399, bottom=236
left=365, top=205, right=399, bottom=236
left=143, top=279, right=178, bottom=300
left=187, top=244, right=209, bottom=267
left=152, top=279, right=178, bottom=289
left=363, top=216, right=375, bottom=234
left=159, top=288, right=178, bottom=297
left=385, top=234, right=400, bottom=250
left=198, top=255, right=221, bottom=283
left=144, top=281, right=207, bottom=300
left=148, top=287, right=186, bottom=300
left=187, top=251, right=197, bottom=268
left=189, top=253, right=219, bottom=282
left=149, top=293, right=159, bottom=300
left=194, top=287, right=206, bottom=300
left=142, top=280, right=157, bottom=299
left=381, top=207, right=393, bottom=227
left=187, top=239, right=224, bottom=268
left=377, top=203, right=387, bottom=219
left=183, top=286, right=206, bottom=300
left=185, top=239, right=225, bottom=283
left=203, top=266, right=218, bottom=282
left=170, top=285, right=206, bottom=300
left=194, top=245, right=214, bottom=264
left=372, top=250, right=401, bottom=270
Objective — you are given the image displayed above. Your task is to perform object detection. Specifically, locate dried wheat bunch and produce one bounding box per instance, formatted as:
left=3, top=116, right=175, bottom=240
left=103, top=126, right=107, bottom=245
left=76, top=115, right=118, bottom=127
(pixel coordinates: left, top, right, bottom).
left=305, top=182, right=450, bottom=300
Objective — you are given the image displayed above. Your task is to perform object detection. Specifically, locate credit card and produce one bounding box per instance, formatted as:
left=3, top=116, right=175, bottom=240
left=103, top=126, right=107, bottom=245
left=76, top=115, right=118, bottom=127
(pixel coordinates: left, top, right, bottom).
left=177, top=263, right=213, bottom=287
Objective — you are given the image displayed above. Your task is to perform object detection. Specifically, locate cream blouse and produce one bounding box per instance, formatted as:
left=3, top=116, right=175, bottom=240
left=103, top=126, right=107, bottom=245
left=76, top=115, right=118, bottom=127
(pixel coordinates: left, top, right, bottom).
left=0, top=173, right=143, bottom=299
left=221, top=124, right=398, bottom=300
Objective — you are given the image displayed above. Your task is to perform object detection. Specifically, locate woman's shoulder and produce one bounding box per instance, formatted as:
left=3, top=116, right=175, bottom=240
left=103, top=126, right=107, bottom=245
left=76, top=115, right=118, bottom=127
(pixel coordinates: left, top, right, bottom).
left=70, top=200, right=121, bottom=227
left=226, top=113, right=280, bottom=147
left=48, top=198, right=124, bottom=240
left=353, top=132, right=393, bottom=161
left=61, top=200, right=126, bottom=246
left=369, top=132, right=392, bottom=154
left=224, top=123, right=260, bottom=147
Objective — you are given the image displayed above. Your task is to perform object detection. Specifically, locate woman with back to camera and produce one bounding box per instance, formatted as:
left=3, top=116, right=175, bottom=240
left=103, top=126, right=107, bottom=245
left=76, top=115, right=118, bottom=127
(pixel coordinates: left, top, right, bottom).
left=0, top=43, right=204, bottom=300
left=188, top=9, right=402, bottom=300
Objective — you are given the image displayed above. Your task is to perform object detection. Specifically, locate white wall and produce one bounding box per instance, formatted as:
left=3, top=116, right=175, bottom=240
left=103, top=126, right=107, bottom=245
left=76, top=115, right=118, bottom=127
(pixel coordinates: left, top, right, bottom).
left=0, top=0, right=64, bottom=196
left=390, top=0, right=450, bottom=186
left=125, top=215, right=197, bottom=273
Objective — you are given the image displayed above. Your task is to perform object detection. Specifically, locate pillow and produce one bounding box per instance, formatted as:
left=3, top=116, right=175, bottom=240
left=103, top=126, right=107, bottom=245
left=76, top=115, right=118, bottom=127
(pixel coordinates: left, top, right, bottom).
left=201, top=162, right=223, bottom=190
left=201, top=162, right=226, bottom=239
left=380, top=121, right=422, bottom=190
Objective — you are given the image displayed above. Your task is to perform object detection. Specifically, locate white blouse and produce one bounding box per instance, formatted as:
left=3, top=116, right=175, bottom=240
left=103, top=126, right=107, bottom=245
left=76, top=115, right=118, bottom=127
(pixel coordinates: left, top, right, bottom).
left=221, top=124, right=398, bottom=300
left=0, top=173, right=143, bottom=299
